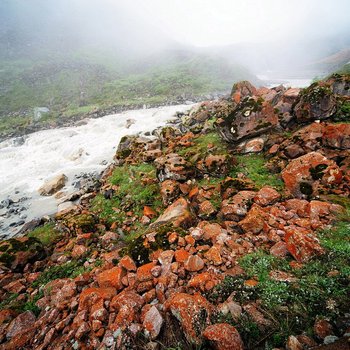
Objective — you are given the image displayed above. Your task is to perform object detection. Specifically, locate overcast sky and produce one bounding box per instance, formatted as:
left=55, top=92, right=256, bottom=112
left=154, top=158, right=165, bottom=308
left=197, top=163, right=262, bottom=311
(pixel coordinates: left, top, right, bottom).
left=115, top=0, right=350, bottom=47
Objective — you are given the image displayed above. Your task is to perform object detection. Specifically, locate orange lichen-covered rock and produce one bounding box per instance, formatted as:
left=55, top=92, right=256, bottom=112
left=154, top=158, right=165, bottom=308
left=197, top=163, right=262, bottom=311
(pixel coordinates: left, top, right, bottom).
left=153, top=197, right=195, bottom=228
left=110, top=290, right=144, bottom=312
left=184, top=255, right=205, bottom=272
left=238, top=204, right=268, bottom=234
left=203, top=323, right=244, bottom=350
left=165, top=292, right=213, bottom=344
left=285, top=226, right=325, bottom=262
left=188, top=272, right=222, bottom=291
left=174, top=248, right=190, bottom=263
left=143, top=305, right=164, bottom=340
left=204, top=246, right=223, bottom=266
left=136, top=262, right=156, bottom=282
left=119, top=255, right=137, bottom=272
left=79, top=287, right=116, bottom=311
left=254, top=186, right=281, bottom=206
left=96, top=266, right=125, bottom=290
left=281, top=152, right=342, bottom=198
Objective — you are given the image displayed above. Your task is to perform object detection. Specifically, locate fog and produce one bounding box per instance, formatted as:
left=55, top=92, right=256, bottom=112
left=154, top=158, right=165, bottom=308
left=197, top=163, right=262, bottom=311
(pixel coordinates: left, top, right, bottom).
left=1, top=0, right=350, bottom=74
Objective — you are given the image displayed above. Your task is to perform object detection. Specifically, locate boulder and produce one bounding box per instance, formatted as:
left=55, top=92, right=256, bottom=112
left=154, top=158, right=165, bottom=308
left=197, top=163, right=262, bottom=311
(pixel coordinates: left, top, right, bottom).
left=220, top=191, right=256, bottom=221
left=238, top=204, right=268, bottom=234
left=155, top=153, right=194, bottom=182
left=153, top=197, right=195, bottom=228
left=231, top=81, right=257, bottom=103
left=322, top=123, right=350, bottom=150
left=38, top=174, right=68, bottom=196
left=216, top=97, right=279, bottom=143
left=281, top=152, right=342, bottom=198
left=143, top=306, right=164, bottom=340
left=160, top=180, right=180, bottom=206
left=253, top=187, right=281, bottom=206
left=96, top=266, right=125, bottom=290
left=294, top=82, right=337, bottom=122
left=165, top=292, right=212, bottom=344
left=0, top=237, right=46, bottom=271
left=203, top=323, right=244, bottom=350
left=236, top=137, right=265, bottom=153
left=6, top=311, right=36, bottom=339
left=184, top=255, right=205, bottom=272
left=285, top=226, right=325, bottom=262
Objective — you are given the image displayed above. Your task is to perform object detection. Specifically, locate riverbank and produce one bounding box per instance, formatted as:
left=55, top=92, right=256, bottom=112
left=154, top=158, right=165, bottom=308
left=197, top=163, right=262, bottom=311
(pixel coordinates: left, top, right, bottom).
left=0, top=104, right=196, bottom=238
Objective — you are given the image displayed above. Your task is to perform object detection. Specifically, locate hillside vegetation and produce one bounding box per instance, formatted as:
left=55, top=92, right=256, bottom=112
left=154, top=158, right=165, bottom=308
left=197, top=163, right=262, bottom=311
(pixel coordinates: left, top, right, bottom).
left=0, top=50, right=257, bottom=139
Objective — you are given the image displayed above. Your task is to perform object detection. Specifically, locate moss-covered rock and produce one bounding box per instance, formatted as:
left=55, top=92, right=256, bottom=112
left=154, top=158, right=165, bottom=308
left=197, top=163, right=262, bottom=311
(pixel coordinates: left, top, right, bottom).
left=0, top=237, right=46, bottom=271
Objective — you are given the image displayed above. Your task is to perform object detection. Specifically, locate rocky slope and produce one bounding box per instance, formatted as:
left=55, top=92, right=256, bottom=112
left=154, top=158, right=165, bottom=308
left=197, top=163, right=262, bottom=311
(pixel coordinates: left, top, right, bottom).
left=0, top=75, right=349, bottom=350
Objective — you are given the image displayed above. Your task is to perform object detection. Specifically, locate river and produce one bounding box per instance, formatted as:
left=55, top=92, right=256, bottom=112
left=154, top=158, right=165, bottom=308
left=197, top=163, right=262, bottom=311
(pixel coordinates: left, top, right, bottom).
left=0, top=104, right=195, bottom=238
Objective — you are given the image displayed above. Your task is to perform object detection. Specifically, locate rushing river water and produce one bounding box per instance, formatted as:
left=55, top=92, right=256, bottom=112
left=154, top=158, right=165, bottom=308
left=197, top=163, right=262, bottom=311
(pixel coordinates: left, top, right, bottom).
left=0, top=104, right=195, bottom=238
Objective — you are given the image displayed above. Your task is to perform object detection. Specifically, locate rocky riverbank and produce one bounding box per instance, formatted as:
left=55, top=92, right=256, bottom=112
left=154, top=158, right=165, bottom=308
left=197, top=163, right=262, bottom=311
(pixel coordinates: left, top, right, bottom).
left=0, top=93, right=225, bottom=143
left=0, top=75, right=349, bottom=349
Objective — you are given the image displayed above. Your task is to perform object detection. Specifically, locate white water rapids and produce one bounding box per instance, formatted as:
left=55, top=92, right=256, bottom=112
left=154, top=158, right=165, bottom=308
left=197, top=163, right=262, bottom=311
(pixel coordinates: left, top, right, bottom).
left=0, top=104, right=195, bottom=238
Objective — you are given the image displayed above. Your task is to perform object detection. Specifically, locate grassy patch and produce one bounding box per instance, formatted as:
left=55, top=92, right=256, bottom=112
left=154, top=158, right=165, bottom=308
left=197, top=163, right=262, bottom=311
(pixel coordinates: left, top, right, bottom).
left=91, top=163, right=163, bottom=225
left=177, top=132, right=228, bottom=159
left=230, top=154, right=284, bottom=190
left=207, top=220, right=350, bottom=348
left=27, top=223, right=61, bottom=246
left=32, top=259, right=89, bottom=288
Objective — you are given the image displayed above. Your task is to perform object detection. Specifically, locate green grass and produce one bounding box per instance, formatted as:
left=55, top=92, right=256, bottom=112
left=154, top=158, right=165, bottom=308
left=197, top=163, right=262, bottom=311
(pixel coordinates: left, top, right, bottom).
left=207, top=220, right=350, bottom=348
left=177, top=132, right=228, bottom=159
left=32, top=259, right=89, bottom=288
left=27, top=223, right=61, bottom=246
left=0, top=52, right=256, bottom=139
left=230, top=154, right=284, bottom=190
left=91, top=163, right=163, bottom=226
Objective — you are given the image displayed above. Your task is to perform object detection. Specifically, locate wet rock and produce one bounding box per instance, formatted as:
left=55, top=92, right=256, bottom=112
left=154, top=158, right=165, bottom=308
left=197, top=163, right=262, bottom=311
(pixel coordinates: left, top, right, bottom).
left=96, top=266, right=125, bottom=290
left=253, top=186, right=281, bottom=206
left=281, top=152, right=342, bottom=198
left=6, top=311, right=35, bottom=339
left=216, top=97, right=279, bottom=143
left=38, top=174, right=68, bottom=196
left=231, top=81, right=257, bottom=103
left=143, top=306, right=164, bottom=340
left=0, top=237, right=46, bottom=271
left=285, top=226, right=325, bottom=262
left=294, top=82, right=337, bottom=122
left=155, top=153, right=194, bottom=182
left=165, top=292, right=212, bottom=344
left=203, top=323, right=244, bottom=350
left=184, top=255, right=205, bottom=272
left=153, top=197, right=195, bottom=228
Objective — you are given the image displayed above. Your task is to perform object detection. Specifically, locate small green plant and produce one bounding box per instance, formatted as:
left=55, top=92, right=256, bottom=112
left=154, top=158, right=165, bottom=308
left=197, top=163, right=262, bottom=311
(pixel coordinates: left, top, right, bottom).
left=230, top=154, right=284, bottom=190
left=32, top=259, right=89, bottom=288
left=91, top=163, right=163, bottom=225
left=28, top=223, right=61, bottom=246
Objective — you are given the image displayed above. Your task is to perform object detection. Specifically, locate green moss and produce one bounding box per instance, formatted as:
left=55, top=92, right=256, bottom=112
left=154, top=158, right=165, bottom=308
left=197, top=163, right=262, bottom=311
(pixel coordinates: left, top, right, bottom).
left=177, top=132, right=228, bottom=158
left=208, top=218, right=350, bottom=348
left=230, top=154, right=284, bottom=190
left=91, top=164, right=163, bottom=226
left=27, top=223, right=61, bottom=246
left=32, top=259, right=89, bottom=288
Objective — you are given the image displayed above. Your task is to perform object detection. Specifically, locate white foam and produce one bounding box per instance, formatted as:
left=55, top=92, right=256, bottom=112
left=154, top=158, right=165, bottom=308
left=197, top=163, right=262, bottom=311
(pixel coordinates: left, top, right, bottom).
left=0, top=104, right=195, bottom=237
